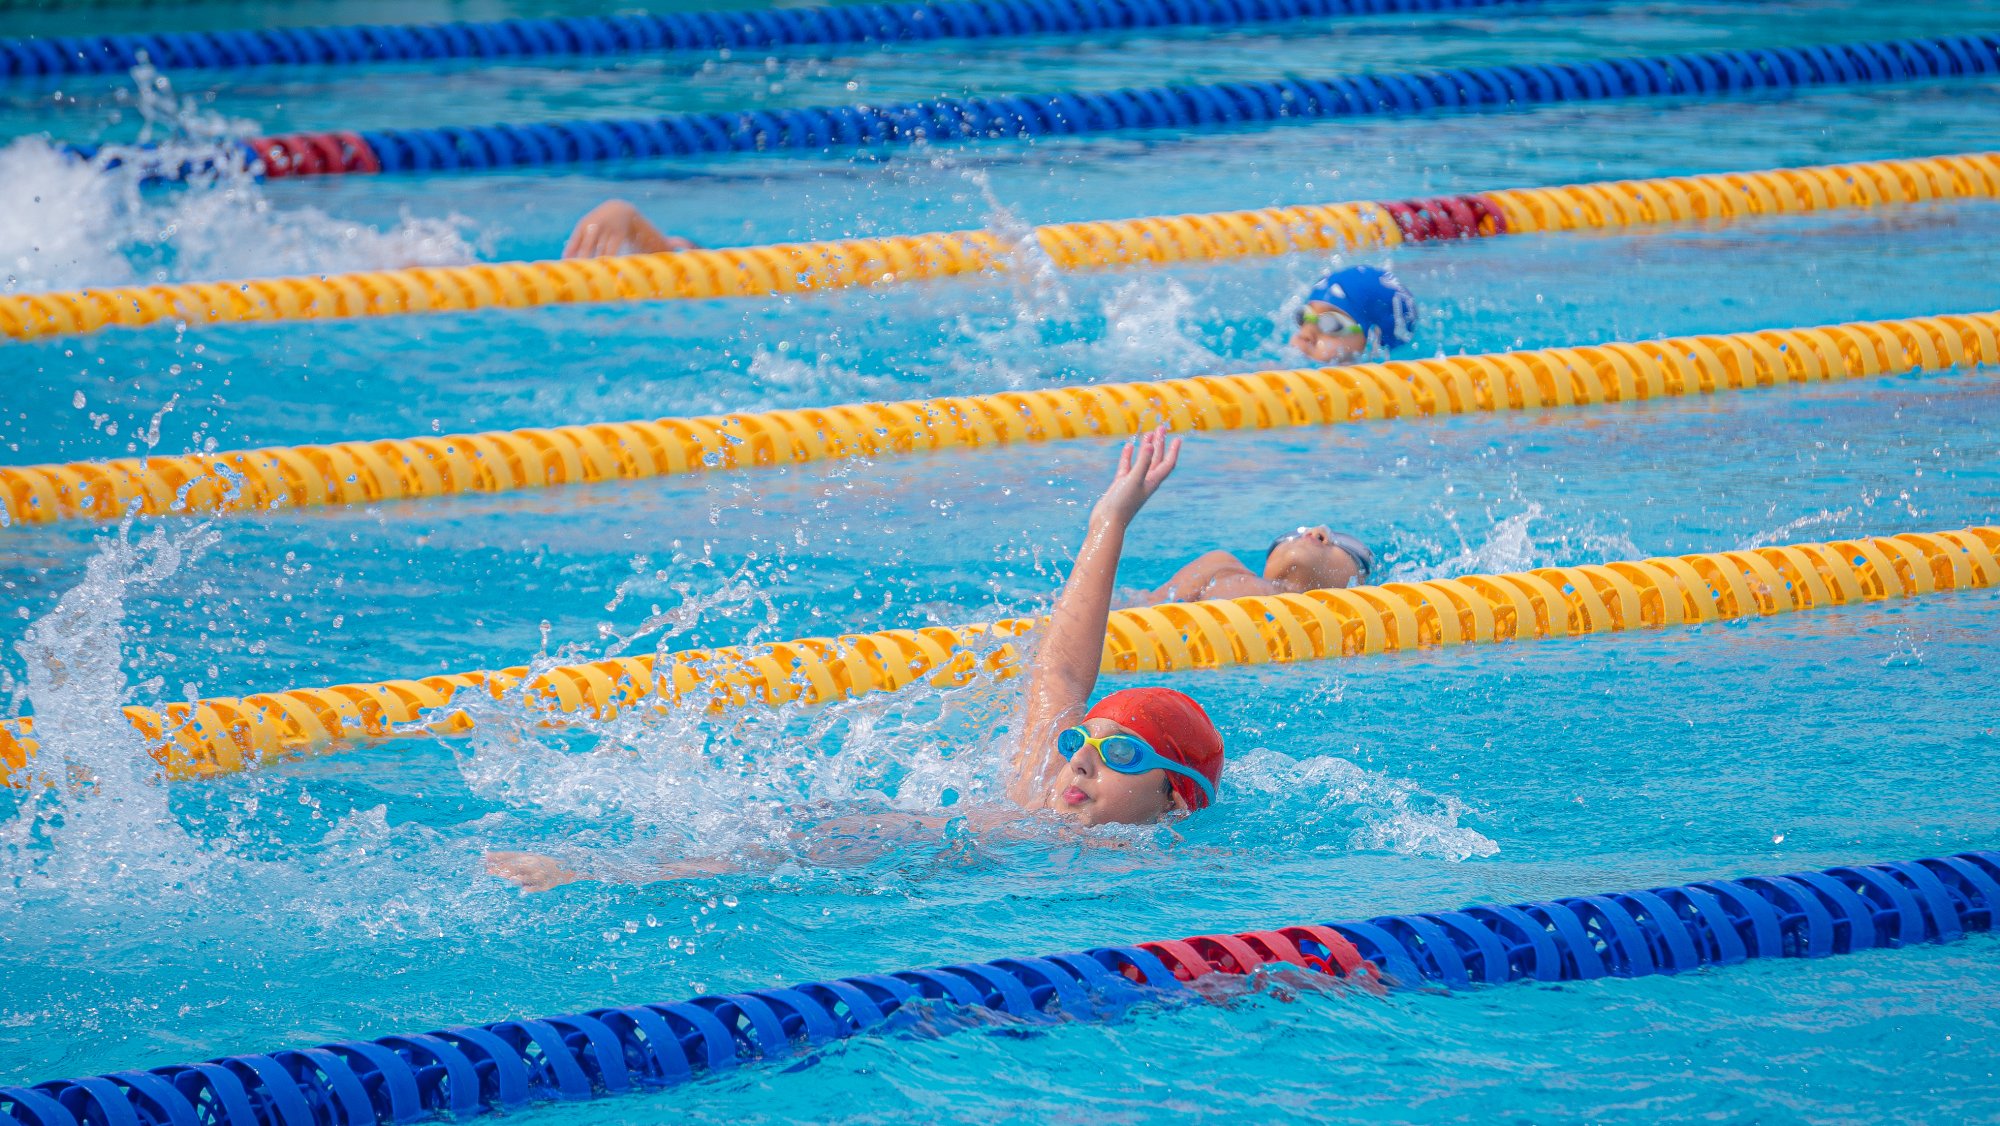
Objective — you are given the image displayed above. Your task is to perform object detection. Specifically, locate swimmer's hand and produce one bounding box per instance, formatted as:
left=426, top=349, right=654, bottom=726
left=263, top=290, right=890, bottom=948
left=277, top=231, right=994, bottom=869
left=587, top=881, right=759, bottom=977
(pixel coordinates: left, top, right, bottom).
left=485, top=850, right=584, bottom=892
left=562, top=200, right=698, bottom=258
left=1091, top=425, right=1181, bottom=528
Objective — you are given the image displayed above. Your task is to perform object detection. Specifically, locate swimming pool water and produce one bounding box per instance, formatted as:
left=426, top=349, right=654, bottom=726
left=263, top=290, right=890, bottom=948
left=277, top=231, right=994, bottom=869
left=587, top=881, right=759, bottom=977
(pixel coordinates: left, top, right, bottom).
left=3, top=0, right=2000, bottom=1120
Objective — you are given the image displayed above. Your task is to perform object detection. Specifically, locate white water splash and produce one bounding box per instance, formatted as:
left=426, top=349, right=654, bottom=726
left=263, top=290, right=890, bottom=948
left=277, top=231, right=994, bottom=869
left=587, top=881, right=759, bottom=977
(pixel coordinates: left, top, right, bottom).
left=1097, top=277, right=1224, bottom=373
left=746, top=344, right=903, bottom=406
left=0, top=519, right=547, bottom=947
left=1223, top=747, right=1498, bottom=862
left=453, top=631, right=1024, bottom=871
left=1386, top=501, right=1642, bottom=582
left=0, top=67, right=482, bottom=294
left=0, top=520, right=220, bottom=904
left=1738, top=506, right=1858, bottom=550
left=451, top=551, right=1031, bottom=879
left=965, top=166, right=1071, bottom=318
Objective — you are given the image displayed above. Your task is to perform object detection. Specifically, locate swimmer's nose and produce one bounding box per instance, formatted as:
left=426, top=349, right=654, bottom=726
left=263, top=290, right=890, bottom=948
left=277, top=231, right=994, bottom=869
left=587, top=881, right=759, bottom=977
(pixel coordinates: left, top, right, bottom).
left=1068, top=746, right=1099, bottom=777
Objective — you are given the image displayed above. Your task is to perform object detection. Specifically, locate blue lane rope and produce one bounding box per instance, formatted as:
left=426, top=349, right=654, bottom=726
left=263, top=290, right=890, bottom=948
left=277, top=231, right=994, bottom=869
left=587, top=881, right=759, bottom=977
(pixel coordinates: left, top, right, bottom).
left=72, top=33, right=2000, bottom=181
left=4, top=851, right=1994, bottom=1125
left=0, top=0, right=1552, bottom=79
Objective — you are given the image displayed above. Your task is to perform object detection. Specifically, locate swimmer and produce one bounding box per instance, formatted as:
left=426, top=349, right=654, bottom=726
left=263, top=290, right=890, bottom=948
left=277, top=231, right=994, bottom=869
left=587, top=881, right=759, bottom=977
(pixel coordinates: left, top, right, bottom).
left=562, top=199, right=700, bottom=258
left=1010, top=425, right=1226, bottom=827
left=486, top=427, right=1226, bottom=891
left=1290, top=265, right=1416, bottom=364
left=1147, top=525, right=1375, bottom=605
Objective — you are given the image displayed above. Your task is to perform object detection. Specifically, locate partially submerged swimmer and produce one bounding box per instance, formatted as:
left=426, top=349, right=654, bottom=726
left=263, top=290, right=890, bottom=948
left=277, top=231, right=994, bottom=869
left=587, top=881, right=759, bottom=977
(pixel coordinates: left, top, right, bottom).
left=1148, top=525, right=1375, bottom=605
left=486, top=427, right=1225, bottom=891
left=1010, top=426, right=1225, bottom=826
left=561, top=199, right=700, bottom=258
left=1290, top=265, right=1417, bottom=364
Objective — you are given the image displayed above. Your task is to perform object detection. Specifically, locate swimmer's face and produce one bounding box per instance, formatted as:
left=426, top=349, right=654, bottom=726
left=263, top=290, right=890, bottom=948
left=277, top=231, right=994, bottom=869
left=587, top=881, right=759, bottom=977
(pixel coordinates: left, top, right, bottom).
left=1264, top=525, right=1363, bottom=591
left=1055, top=717, right=1185, bottom=827
left=1291, top=301, right=1369, bottom=365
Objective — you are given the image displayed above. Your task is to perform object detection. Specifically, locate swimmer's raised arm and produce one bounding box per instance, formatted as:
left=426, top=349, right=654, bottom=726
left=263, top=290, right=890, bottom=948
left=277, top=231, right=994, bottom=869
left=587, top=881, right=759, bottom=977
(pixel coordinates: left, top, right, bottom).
left=1011, top=426, right=1180, bottom=806
left=562, top=199, right=700, bottom=259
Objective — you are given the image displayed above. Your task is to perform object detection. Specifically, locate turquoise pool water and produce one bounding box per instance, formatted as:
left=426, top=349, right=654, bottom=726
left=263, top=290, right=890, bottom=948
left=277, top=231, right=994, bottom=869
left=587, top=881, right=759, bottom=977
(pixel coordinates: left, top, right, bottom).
left=3, top=0, right=2000, bottom=1119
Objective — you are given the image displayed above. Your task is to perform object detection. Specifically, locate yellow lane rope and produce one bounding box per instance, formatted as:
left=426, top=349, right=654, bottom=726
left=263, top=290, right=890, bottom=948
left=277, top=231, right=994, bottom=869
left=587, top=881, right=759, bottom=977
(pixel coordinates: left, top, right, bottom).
left=7, top=307, right=1997, bottom=527
left=4, top=525, right=1993, bottom=783
left=1, top=152, right=1994, bottom=343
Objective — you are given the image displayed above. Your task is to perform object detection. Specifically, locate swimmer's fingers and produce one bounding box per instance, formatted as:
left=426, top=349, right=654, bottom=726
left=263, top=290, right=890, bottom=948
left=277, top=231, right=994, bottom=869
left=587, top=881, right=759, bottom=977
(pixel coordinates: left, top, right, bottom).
left=565, top=200, right=641, bottom=258
left=1134, top=425, right=1173, bottom=481
left=1127, top=430, right=1157, bottom=481
left=586, top=222, right=627, bottom=258
left=1148, top=435, right=1182, bottom=488
left=564, top=219, right=618, bottom=259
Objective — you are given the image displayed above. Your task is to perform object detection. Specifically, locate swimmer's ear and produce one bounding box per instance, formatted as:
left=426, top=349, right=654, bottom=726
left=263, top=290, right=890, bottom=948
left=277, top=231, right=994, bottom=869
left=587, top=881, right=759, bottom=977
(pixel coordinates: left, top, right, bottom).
left=1166, top=788, right=1191, bottom=815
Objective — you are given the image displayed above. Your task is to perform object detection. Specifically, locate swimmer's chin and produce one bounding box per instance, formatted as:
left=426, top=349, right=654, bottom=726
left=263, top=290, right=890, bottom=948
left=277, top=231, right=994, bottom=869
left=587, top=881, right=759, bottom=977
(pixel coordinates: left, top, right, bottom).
left=1048, top=799, right=1188, bottom=833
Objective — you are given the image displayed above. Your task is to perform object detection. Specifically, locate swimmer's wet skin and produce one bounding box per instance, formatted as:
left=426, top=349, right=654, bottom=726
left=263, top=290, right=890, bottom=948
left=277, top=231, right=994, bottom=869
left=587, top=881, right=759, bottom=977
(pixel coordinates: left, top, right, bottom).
left=563, top=198, right=700, bottom=258
left=1148, top=523, right=1374, bottom=604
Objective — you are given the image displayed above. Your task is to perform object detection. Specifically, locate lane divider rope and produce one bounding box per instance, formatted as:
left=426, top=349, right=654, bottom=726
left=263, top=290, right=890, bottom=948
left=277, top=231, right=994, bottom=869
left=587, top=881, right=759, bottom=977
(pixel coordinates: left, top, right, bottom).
left=6, top=850, right=1994, bottom=1126
left=71, top=34, right=2000, bottom=182
left=4, top=525, right=1994, bottom=783
left=1, top=0, right=1548, bottom=78
left=6, top=304, right=2000, bottom=527
left=5, top=150, right=1997, bottom=343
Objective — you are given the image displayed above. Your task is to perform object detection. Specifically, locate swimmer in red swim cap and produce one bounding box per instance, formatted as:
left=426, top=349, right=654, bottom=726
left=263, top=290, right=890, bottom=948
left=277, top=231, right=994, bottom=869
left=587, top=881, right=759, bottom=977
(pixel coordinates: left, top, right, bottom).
left=1010, top=426, right=1226, bottom=826
left=486, top=426, right=1219, bottom=891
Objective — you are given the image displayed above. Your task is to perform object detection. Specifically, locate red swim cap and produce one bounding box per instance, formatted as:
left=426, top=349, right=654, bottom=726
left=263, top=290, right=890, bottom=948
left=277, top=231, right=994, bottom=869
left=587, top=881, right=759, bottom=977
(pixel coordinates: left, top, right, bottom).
left=1085, top=687, right=1225, bottom=811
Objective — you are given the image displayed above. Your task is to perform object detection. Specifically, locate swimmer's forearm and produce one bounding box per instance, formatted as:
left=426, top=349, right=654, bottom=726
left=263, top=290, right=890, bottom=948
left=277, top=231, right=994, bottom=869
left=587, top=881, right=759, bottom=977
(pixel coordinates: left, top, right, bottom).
left=1018, top=428, right=1177, bottom=801
left=1015, top=510, right=1124, bottom=802
left=1035, top=509, right=1127, bottom=715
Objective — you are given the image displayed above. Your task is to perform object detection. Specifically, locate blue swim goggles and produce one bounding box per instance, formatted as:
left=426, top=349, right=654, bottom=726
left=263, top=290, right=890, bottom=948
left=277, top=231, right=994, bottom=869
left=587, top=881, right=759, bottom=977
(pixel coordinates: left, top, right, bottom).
left=1057, top=726, right=1216, bottom=804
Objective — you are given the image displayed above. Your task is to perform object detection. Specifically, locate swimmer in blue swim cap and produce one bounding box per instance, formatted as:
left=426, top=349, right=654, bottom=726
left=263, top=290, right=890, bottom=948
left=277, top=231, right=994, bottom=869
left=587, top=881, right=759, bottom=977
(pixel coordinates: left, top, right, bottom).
left=1290, top=264, right=1416, bottom=364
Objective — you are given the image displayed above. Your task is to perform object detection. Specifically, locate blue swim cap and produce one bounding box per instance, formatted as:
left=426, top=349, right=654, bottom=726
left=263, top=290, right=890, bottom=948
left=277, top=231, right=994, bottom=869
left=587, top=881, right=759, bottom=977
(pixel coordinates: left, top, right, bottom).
left=1304, top=266, right=1417, bottom=350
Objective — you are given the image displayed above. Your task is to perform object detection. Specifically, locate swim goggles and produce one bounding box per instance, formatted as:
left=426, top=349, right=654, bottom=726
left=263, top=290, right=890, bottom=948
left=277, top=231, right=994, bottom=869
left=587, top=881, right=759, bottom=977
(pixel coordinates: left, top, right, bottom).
left=1273, top=527, right=1375, bottom=580
left=1057, top=726, right=1216, bottom=804
left=1295, top=306, right=1363, bottom=334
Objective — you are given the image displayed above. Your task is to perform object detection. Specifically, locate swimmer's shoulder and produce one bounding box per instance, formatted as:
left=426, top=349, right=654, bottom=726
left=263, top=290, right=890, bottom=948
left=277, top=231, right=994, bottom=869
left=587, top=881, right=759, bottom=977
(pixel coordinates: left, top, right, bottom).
left=1189, top=568, right=1285, bottom=600
left=1154, top=550, right=1257, bottom=603
left=1185, top=548, right=1252, bottom=571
